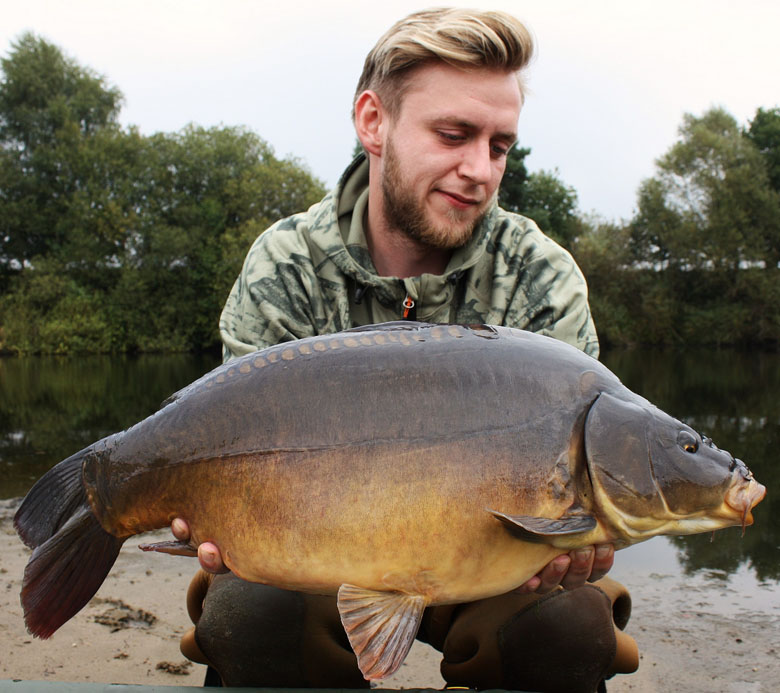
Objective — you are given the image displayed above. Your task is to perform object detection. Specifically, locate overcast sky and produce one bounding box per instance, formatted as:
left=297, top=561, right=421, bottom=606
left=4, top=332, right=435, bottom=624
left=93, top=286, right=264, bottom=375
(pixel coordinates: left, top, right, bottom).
left=3, top=0, right=779, bottom=221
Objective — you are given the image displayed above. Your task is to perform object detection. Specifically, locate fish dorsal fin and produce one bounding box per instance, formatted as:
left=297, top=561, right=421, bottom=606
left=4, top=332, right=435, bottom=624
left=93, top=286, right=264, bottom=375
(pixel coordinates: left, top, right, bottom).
left=490, top=509, right=597, bottom=543
left=337, top=583, right=428, bottom=681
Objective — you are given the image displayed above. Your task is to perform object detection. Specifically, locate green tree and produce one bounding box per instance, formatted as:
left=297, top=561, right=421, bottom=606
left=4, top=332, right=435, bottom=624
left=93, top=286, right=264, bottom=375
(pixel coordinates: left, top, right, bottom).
left=497, top=144, right=530, bottom=212
left=520, top=170, right=580, bottom=247
left=632, top=107, right=780, bottom=273
left=0, top=33, right=126, bottom=275
left=631, top=177, right=692, bottom=270
left=572, top=216, right=667, bottom=347
left=499, top=146, right=580, bottom=247
left=121, top=125, right=326, bottom=351
left=747, top=106, right=780, bottom=193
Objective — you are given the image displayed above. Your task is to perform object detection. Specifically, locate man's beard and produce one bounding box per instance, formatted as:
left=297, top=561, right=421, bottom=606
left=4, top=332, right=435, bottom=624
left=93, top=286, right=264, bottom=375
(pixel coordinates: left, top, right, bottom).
left=381, top=140, right=489, bottom=251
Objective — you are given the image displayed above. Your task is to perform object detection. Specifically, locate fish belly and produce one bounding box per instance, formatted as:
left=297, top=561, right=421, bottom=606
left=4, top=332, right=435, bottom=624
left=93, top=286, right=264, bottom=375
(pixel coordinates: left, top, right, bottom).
left=156, top=435, right=572, bottom=604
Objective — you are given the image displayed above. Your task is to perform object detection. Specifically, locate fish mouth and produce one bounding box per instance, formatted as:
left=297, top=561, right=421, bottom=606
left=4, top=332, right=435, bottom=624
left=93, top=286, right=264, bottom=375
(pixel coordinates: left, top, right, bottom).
left=724, top=476, right=766, bottom=533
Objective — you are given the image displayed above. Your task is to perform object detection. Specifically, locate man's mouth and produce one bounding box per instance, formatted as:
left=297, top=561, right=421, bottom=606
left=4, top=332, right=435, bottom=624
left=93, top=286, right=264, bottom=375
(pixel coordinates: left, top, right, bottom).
left=437, top=190, right=481, bottom=209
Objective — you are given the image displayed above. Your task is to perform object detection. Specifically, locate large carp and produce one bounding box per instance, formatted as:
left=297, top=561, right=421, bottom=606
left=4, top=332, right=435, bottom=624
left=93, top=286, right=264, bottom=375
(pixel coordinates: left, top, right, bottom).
left=15, top=322, right=765, bottom=680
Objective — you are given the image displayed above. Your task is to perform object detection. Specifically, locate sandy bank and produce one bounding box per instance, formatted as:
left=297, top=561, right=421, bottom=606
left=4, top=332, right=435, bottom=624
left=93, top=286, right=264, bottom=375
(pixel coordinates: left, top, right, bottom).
left=1, top=500, right=777, bottom=691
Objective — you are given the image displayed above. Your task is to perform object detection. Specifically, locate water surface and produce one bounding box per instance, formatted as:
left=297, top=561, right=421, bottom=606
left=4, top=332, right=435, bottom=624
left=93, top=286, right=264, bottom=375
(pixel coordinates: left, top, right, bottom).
left=0, top=353, right=220, bottom=498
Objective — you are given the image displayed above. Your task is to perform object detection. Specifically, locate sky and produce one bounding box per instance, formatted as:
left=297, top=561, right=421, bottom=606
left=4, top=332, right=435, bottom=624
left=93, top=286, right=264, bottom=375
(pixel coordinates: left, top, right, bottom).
left=2, top=0, right=779, bottom=222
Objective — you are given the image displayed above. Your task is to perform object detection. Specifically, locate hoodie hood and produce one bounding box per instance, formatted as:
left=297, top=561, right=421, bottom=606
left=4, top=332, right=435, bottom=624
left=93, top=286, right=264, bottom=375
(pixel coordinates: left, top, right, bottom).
left=305, top=154, right=497, bottom=321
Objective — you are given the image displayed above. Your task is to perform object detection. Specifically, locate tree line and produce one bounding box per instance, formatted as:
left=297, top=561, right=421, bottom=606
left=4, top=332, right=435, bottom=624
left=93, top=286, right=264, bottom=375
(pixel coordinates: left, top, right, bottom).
left=1, top=33, right=779, bottom=354
left=0, top=34, right=326, bottom=353
left=576, top=106, right=780, bottom=347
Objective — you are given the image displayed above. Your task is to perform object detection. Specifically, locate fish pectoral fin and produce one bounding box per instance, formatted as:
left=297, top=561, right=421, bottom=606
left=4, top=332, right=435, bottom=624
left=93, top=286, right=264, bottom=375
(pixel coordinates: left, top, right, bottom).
left=337, top=583, right=428, bottom=681
left=138, top=540, right=198, bottom=557
left=489, top=509, right=597, bottom=543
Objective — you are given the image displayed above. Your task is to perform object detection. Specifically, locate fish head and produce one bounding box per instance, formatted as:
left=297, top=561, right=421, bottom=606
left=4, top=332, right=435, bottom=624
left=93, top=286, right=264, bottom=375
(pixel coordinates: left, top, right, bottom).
left=584, top=391, right=766, bottom=545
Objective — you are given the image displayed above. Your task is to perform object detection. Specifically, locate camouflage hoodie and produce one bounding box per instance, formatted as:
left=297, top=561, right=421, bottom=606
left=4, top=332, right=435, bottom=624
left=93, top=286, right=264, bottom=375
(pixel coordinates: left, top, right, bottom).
left=220, top=155, right=599, bottom=360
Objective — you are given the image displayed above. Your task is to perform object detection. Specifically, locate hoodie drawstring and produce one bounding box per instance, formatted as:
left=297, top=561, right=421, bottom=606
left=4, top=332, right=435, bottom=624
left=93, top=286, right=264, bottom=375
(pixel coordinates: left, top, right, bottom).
left=353, top=284, right=369, bottom=305
left=402, top=294, right=416, bottom=320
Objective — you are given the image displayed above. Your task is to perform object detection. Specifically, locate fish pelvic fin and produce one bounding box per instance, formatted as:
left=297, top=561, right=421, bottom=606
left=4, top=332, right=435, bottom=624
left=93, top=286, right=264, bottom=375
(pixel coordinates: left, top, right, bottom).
left=138, top=540, right=198, bottom=557
left=490, top=509, right=597, bottom=543
left=337, top=583, right=428, bottom=681
left=20, top=502, right=124, bottom=638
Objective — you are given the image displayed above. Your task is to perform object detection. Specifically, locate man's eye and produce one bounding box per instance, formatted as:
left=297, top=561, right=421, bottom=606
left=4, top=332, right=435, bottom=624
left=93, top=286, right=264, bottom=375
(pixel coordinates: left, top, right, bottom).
left=491, top=145, right=508, bottom=157
left=439, top=131, right=465, bottom=142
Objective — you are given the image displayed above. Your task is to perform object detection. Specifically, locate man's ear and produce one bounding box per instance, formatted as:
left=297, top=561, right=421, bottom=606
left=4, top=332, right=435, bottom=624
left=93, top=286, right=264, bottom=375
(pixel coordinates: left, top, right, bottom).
left=354, top=90, right=385, bottom=157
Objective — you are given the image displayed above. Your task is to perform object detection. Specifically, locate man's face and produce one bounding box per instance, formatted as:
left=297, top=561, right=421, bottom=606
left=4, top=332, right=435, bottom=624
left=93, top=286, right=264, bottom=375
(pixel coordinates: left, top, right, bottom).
left=379, top=63, right=522, bottom=250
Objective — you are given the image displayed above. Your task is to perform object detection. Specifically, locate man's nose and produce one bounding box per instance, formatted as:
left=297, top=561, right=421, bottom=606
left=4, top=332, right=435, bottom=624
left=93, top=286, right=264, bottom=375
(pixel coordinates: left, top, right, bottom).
left=458, top=141, right=492, bottom=184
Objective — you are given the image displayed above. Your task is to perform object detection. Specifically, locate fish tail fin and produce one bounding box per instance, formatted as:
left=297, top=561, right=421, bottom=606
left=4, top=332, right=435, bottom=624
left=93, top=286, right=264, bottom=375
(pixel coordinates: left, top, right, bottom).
left=21, top=503, right=124, bottom=638
left=14, top=444, right=124, bottom=638
left=14, top=446, right=91, bottom=549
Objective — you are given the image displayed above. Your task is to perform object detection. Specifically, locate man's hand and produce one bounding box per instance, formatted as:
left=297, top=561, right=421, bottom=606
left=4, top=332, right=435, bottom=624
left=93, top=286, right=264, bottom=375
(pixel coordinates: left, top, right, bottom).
left=172, top=518, right=614, bottom=589
left=171, top=518, right=230, bottom=574
left=516, top=544, right=614, bottom=594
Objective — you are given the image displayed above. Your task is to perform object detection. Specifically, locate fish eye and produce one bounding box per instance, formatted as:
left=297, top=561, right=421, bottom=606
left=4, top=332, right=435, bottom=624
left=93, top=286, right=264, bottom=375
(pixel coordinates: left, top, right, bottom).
left=678, top=430, right=699, bottom=454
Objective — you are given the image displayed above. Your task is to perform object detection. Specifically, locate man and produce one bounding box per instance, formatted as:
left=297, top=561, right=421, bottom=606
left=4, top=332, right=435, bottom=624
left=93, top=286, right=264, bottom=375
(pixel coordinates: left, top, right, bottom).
left=174, top=8, right=637, bottom=692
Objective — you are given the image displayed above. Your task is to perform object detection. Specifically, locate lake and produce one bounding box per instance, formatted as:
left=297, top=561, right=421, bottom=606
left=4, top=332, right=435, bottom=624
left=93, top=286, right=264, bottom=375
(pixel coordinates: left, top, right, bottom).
left=1, top=346, right=777, bottom=617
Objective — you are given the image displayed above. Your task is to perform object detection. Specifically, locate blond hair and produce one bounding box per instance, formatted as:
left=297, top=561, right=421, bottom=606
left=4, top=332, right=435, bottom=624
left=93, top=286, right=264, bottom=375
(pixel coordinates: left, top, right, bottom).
left=353, top=7, right=534, bottom=120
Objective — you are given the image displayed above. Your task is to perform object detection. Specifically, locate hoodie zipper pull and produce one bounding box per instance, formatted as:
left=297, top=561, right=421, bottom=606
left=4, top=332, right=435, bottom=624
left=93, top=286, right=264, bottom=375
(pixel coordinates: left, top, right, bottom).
left=402, top=294, right=416, bottom=320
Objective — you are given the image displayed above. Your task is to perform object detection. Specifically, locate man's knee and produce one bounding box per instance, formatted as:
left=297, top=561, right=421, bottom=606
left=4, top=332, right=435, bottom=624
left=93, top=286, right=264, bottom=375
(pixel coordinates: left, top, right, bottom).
left=185, top=573, right=366, bottom=688
left=438, top=578, right=637, bottom=693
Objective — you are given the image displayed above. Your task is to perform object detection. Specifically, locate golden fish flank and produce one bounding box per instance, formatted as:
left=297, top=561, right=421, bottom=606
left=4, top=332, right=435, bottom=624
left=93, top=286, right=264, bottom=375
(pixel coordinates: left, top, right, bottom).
left=14, top=322, right=765, bottom=682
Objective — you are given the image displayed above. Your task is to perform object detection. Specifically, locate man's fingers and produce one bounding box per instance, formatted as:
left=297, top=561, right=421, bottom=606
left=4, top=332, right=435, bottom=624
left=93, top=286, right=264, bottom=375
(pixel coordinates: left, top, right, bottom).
left=560, top=547, right=594, bottom=590
left=172, top=519, right=229, bottom=574
left=587, top=544, right=615, bottom=583
left=171, top=517, right=190, bottom=542
left=197, top=542, right=230, bottom=574
left=514, top=575, right=541, bottom=593
left=533, top=554, right=571, bottom=594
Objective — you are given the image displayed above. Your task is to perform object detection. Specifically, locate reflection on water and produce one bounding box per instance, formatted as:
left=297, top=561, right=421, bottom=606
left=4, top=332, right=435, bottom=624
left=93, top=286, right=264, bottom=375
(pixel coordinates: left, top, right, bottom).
left=0, top=353, right=220, bottom=498
left=611, top=536, right=780, bottom=621
left=0, top=347, right=776, bottom=584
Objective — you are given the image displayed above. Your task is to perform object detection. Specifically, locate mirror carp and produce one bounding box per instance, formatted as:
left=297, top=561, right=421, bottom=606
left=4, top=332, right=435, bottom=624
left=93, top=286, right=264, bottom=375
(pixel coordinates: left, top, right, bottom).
left=14, top=322, right=766, bottom=680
